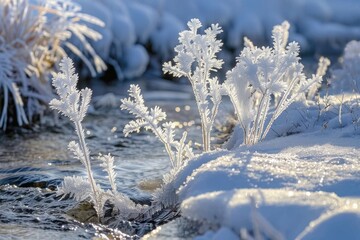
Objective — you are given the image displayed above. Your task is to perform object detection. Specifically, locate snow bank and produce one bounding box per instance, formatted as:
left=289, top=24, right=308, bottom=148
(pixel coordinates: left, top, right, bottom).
left=182, top=189, right=360, bottom=239
left=71, top=0, right=360, bottom=80
left=147, top=94, right=360, bottom=238
left=172, top=124, right=360, bottom=239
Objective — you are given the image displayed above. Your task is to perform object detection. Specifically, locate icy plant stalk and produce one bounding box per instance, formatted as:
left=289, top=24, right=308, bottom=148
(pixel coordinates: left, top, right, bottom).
left=225, top=21, right=329, bottom=145
left=49, top=57, right=105, bottom=216
left=121, top=84, right=193, bottom=169
left=163, top=19, right=224, bottom=152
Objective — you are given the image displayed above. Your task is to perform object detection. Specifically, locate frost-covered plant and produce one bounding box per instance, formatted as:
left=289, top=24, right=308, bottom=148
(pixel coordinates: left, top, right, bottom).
left=121, top=84, right=194, bottom=169
left=332, top=40, right=360, bottom=93
left=50, top=57, right=137, bottom=219
left=50, top=57, right=108, bottom=217
left=163, top=18, right=224, bottom=152
left=0, top=0, right=105, bottom=130
left=50, top=57, right=105, bottom=216
left=224, top=21, right=329, bottom=145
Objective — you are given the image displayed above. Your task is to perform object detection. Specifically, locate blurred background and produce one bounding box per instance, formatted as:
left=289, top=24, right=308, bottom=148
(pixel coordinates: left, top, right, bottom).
left=72, top=0, right=360, bottom=80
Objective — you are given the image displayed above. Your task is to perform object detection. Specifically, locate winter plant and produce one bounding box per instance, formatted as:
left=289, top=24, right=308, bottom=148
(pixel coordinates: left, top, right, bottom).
left=163, top=18, right=224, bottom=152
left=121, top=85, right=194, bottom=169
left=50, top=57, right=138, bottom=219
left=224, top=21, right=330, bottom=145
left=0, top=0, right=105, bottom=130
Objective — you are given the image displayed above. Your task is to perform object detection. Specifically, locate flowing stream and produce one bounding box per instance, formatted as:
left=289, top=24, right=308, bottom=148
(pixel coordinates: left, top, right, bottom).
left=0, top=80, right=230, bottom=239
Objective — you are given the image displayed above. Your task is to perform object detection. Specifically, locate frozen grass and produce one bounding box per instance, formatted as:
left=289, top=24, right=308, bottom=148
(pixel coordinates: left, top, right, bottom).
left=0, top=0, right=105, bottom=130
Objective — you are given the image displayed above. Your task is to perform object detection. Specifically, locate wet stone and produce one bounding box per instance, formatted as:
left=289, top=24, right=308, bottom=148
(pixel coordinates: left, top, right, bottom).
left=67, top=201, right=99, bottom=223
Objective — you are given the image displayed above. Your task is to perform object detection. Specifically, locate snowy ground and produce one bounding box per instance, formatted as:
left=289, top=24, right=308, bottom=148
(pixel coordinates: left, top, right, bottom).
left=144, top=96, right=360, bottom=239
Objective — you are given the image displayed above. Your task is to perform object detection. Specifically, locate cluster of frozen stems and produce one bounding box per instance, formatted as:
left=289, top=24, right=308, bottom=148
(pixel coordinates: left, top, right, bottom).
left=50, top=19, right=329, bottom=221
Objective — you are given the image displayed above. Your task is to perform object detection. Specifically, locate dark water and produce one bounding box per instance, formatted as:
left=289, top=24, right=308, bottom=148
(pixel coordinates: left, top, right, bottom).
left=0, top=82, right=216, bottom=239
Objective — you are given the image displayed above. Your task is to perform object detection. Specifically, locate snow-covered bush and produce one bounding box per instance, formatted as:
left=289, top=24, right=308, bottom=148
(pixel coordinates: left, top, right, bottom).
left=163, top=19, right=224, bottom=152
left=224, top=21, right=330, bottom=145
left=121, top=84, right=194, bottom=169
left=0, top=0, right=105, bottom=130
left=50, top=57, right=140, bottom=219
left=332, top=40, right=360, bottom=92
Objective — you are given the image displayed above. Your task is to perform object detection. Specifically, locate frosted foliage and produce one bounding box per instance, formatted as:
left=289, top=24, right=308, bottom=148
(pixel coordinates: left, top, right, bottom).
left=50, top=57, right=92, bottom=122
left=332, top=40, right=360, bottom=92
left=163, top=18, right=224, bottom=152
left=0, top=0, right=105, bottom=130
left=99, top=153, right=117, bottom=193
left=50, top=57, right=137, bottom=220
left=57, top=176, right=92, bottom=202
left=121, top=84, right=193, bottom=169
left=224, top=21, right=329, bottom=145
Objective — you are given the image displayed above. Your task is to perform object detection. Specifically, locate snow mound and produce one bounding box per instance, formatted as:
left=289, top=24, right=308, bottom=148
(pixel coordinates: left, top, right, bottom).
left=182, top=189, right=360, bottom=239
left=176, top=127, right=360, bottom=201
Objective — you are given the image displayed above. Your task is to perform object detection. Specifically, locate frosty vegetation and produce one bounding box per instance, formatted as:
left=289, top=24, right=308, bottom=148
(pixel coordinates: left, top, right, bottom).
left=163, top=19, right=224, bottom=152
left=0, top=0, right=105, bottom=130
left=224, top=21, right=330, bottom=145
left=120, top=84, right=194, bottom=169
left=50, top=57, right=140, bottom=220
left=48, top=18, right=334, bottom=228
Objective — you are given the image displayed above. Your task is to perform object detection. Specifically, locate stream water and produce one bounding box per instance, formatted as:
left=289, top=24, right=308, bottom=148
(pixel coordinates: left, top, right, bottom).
left=0, top=80, right=228, bottom=239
